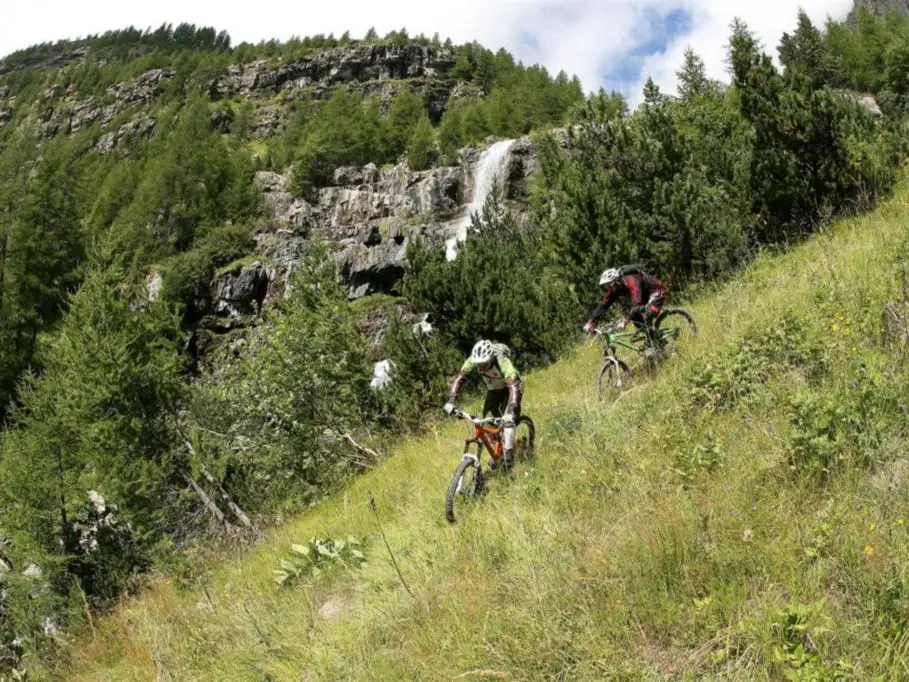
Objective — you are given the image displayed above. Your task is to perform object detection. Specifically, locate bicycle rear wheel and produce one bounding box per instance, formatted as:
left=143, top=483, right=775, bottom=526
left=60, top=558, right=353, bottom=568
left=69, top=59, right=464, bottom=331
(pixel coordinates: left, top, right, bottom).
left=655, top=308, right=697, bottom=358
left=445, top=452, right=483, bottom=523
left=597, top=357, right=632, bottom=402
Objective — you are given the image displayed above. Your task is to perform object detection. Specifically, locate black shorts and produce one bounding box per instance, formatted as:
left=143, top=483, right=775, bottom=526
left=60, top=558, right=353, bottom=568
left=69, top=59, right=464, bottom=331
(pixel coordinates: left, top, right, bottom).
left=482, top=381, right=523, bottom=418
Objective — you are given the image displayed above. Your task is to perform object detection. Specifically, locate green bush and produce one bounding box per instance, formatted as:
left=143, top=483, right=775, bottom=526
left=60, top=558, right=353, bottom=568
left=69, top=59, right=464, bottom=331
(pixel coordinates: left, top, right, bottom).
left=160, top=223, right=256, bottom=314
left=685, top=313, right=829, bottom=412
left=373, top=313, right=461, bottom=429
left=186, top=240, right=373, bottom=511
left=404, top=185, right=576, bottom=364
left=787, top=362, right=900, bottom=479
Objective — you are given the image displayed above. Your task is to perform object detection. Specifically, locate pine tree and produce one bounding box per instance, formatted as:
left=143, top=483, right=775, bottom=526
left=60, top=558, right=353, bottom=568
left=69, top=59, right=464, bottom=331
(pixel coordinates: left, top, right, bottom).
left=385, top=88, right=426, bottom=157
left=188, top=239, right=372, bottom=508
left=407, top=116, right=437, bottom=171
left=404, top=185, right=575, bottom=361
left=677, top=49, right=710, bottom=100
left=778, top=10, right=838, bottom=88
left=641, top=77, right=663, bottom=106
left=0, top=260, right=186, bottom=641
left=0, top=141, right=84, bottom=413
left=451, top=52, right=474, bottom=80
left=438, top=104, right=465, bottom=163
left=727, top=18, right=762, bottom=83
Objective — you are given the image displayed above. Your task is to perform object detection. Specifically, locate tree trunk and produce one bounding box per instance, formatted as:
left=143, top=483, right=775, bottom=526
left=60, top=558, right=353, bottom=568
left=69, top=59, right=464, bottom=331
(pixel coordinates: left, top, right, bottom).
left=183, top=471, right=237, bottom=533
left=339, top=432, right=382, bottom=466
left=182, top=438, right=256, bottom=533
left=199, top=463, right=257, bottom=533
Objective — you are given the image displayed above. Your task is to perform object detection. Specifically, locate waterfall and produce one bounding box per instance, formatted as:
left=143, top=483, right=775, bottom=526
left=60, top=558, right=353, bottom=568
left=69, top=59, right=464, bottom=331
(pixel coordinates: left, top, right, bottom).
left=445, top=139, right=516, bottom=261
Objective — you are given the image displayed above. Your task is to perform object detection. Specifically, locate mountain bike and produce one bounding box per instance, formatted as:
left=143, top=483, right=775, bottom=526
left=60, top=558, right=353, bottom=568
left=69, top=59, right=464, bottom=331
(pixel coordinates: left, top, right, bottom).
left=444, top=408, right=535, bottom=523
left=594, top=308, right=697, bottom=401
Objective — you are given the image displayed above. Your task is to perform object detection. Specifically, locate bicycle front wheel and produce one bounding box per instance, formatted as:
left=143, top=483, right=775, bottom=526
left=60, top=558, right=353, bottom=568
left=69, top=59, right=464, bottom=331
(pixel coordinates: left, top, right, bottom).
left=445, top=453, right=483, bottom=523
left=512, top=416, right=536, bottom=462
left=655, top=308, right=697, bottom=358
left=597, top=357, right=632, bottom=402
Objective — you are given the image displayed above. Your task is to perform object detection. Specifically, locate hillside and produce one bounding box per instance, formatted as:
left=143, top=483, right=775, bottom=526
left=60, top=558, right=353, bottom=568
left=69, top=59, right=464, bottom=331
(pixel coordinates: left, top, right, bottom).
left=52, top=177, right=909, bottom=680
left=0, top=24, right=583, bottom=407
left=4, top=11, right=909, bottom=677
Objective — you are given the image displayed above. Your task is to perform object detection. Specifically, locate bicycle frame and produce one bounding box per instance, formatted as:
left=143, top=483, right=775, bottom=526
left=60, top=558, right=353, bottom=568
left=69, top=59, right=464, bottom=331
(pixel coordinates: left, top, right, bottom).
left=601, top=325, right=666, bottom=357
left=465, top=423, right=505, bottom=466
left=452, top=409, right=506, bottom=466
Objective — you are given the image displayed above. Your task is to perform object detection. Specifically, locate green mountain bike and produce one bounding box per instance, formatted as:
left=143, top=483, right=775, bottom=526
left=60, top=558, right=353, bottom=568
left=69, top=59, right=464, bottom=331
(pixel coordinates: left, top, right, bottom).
left=593, top=308, right=697, bottom=401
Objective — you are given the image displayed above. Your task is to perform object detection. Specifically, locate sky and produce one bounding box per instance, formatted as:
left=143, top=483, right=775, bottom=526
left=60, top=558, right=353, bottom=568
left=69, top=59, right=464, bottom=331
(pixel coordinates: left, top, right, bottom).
left=3, top=0, right=856, bottom=104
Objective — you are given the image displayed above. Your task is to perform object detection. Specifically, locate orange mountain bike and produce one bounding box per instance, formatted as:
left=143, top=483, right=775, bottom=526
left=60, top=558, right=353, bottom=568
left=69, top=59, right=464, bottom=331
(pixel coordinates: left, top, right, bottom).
left=444, top=408, right=535, bottom=523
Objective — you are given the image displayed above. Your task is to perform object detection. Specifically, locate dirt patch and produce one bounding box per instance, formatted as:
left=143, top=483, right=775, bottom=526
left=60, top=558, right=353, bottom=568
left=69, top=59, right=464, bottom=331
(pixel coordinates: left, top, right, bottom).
left=317, top=597, right=348, bottom=620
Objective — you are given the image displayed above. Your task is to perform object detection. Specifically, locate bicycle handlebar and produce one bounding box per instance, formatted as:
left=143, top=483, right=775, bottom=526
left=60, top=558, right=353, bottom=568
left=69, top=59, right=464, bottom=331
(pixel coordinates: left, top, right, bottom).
left=451, top=408, right=504, bottom=427
left=592, top=323, right=622, bottom=337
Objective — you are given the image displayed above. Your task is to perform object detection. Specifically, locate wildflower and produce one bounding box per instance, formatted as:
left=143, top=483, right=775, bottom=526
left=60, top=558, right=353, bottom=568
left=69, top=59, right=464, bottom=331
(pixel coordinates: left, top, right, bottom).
left=864, top=545, right=875, bottom=556
left=868, top=523, right=876, bottom=532
left=831, top=323, right=840, bottom=333
left=898, top=518, right=905, bottom=527
left=743, top=529, right=754, bottom=542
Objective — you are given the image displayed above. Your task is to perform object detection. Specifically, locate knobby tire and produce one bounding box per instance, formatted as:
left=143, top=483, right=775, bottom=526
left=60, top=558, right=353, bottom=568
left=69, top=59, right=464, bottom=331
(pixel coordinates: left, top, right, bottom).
left=597, top=356, right=632, bottom=401
left=445, top=454, right=481, bottom=523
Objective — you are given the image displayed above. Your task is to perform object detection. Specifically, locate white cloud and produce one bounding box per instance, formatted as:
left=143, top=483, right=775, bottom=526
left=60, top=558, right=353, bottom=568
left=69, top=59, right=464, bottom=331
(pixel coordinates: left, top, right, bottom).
left=634, top=0, right=855, bottom=102
left=2, top=0, right=856, bottom=105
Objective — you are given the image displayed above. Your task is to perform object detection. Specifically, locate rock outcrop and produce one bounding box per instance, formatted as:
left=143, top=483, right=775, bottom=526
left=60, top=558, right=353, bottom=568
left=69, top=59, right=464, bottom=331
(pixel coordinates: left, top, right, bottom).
left=848, top=0, right=909, bottom=21
left=196, top=135, right=544, bottom=338
left=36, top=68, right=173, bottom=137
left=252, top=160, right=467, bottom=299
left=218, top=44, right=456, bottom=98
left=1, top=41, right=554, bottom=349
left=95, top=116, right=156, bottom=152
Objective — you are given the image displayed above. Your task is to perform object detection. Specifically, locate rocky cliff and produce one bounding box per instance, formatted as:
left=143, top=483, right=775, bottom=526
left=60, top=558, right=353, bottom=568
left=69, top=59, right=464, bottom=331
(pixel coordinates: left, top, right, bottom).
left=202, top=135, right=540, bottom=330
left=848, top=0, right=909, bottom=21
left=1, top=44, right=481, bottom=139
left=0, top=37, right=554, bottom=355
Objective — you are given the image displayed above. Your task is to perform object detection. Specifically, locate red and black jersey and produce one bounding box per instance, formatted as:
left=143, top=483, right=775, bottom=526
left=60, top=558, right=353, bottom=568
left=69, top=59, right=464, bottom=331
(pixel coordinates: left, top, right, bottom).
left=589, top=272, right=667, bottom=322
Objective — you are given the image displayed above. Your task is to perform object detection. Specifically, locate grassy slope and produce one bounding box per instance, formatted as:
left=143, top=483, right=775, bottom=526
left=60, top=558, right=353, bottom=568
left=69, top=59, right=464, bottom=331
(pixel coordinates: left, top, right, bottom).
left=52, top=183, right=909, bottom=681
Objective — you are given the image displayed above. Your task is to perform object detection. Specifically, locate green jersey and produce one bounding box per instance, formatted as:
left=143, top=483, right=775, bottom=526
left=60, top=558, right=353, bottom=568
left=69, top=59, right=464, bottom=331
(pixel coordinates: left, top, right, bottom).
left=459, top=353, right=519, bottom=391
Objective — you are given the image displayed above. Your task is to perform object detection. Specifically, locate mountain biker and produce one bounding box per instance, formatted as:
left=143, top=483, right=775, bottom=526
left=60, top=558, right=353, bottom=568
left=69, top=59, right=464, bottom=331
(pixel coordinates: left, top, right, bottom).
left=443, top=340, right=522, bottom=470
left=582, top=266, right=668, bottom=338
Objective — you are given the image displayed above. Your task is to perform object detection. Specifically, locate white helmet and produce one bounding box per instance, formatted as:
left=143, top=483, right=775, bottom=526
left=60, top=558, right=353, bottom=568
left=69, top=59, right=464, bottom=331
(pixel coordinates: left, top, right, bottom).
left=599, top=267, right=620, bottom=287
left=470, top=340, right=495, bottom=364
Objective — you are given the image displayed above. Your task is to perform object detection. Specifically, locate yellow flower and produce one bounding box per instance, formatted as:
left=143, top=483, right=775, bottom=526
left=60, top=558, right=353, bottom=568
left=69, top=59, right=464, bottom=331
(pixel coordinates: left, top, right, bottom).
left=831, top=324, right=840, bottom=333
left=864, top=545, right=875, bottom=556
left=869, top=523, right=877, bottom=532
left=898, top=518, right=905, bottom=527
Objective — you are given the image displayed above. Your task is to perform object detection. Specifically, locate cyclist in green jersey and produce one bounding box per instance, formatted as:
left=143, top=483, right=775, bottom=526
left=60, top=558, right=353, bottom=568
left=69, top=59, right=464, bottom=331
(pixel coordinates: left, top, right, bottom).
left=444, top=340, right=523, bottom=470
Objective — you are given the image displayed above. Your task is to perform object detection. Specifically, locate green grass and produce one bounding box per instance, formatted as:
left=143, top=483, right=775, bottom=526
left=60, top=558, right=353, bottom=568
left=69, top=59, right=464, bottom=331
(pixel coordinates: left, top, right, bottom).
left=48, top=182, right=909, bottom=681
left=245, top=140, right=269, bottom=159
